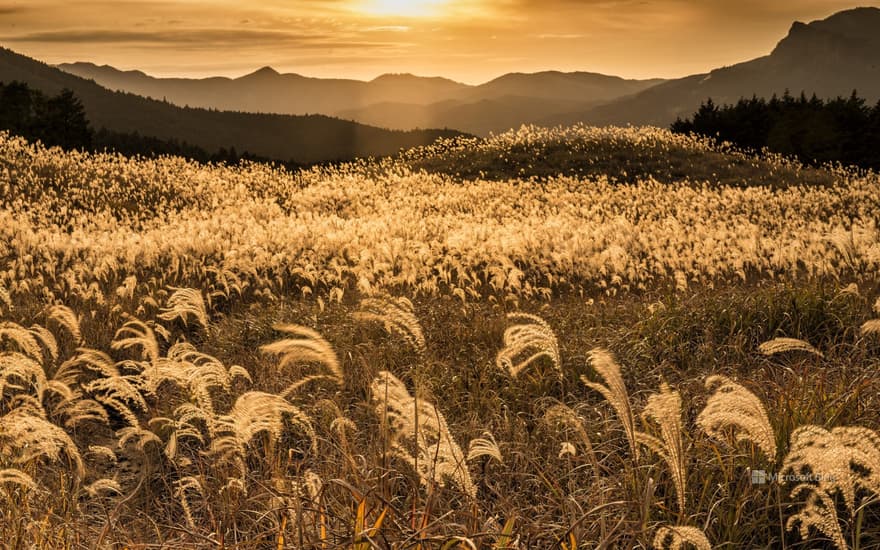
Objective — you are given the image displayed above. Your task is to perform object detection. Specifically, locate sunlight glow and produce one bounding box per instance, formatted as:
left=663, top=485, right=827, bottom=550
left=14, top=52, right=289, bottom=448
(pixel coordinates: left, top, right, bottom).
left=357, top=0, right=449, bottom=17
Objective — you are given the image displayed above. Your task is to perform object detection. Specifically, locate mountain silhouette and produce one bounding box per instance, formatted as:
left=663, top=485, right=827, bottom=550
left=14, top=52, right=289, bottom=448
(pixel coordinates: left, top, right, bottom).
left=0, top=47, right=461, bottom=163
left=546, top=7, right=880, bottom=127
left=58, top=62, right=663, bottom=136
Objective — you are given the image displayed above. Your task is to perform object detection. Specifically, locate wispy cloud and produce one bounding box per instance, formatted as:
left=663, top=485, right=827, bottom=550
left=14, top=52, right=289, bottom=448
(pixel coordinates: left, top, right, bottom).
left=0, top=29, right=407, bottom=56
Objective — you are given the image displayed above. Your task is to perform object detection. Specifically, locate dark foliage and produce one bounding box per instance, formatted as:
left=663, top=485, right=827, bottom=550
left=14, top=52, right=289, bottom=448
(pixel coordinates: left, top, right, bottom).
left=0, top=81, right=318, bottom=169
left=0, top=81, right=92, bottom=149
left=672, top=91, right=880, bottom=170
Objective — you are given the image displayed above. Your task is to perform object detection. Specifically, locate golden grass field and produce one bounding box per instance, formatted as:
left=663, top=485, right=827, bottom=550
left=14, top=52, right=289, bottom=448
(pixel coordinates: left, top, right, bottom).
left=2, top=125, right=880, bottom=548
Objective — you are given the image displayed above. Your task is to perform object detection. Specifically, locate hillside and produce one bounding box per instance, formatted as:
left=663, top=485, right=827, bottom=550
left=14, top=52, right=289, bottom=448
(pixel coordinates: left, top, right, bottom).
left=548, top=7, right=880, bottom=127
left=58, top=62, right=663, bottom=136
left=0, top=47, right=461, bottom=163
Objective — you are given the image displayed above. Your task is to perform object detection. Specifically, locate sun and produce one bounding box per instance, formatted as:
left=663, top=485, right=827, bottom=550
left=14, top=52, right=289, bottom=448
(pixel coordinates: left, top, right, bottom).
left=358, top=0, right=449, bottom=17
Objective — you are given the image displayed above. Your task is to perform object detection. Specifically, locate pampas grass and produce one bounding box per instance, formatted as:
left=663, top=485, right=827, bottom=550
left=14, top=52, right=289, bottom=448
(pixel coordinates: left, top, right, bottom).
left=582, top=348, right=638, bottom=460
left=496, top=313, right=560, bottom=378
left=371, top=370, right=475, bottom=499
left=636, top=383, right=687, bottom=515
left=260, top=325, right=343, bottom=395
left=653, top=525, right=712, bottom=550
left=353, top=295, right=426, bottom=355
left=158, top=287, right=210, bottom=330
left=758, top=337, right=823, bottom=357
left=697, top=375, right=776, bottom=460
left=467, top=431, right=503, bottom=464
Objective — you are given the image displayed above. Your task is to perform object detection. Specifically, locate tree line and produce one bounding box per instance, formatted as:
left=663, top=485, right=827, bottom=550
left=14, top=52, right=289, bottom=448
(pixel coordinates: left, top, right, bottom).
left=672, top=91, right=880, bottom=170
left=0, top=81, right=311, bottom=169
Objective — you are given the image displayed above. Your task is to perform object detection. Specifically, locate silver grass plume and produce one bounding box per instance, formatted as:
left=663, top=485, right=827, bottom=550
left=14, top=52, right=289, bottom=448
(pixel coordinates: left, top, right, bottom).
left=0, top=468, right=38, bottom=491
left=783, top=425, right=880, bottom=510
left=0, top=322, right=43, bottom=362
left=0, top=403, right=84, bottom=478
left=653, top=525, right=712, bottom=550
left=786, top=484, right=847, bottom=550
left=46, top=305, right=82, bottom=344
left=209, top=391, right=315, bottom=478
left=758, top=337, right=823, bottom=358
left=697, top=375, right=776, bottom=460
left=372, top=370, right=476, bottom=498
left=495, top=313, right=560, bottom=378
left=158, top=287, right=210, bottom=330
left=542, top=403, right=599, bottom=470
left=636, top=383, right=687, bottom=515
left=353, top=295, right=427, bottom=355
left=260, top=324, right=343, bottom=396
left=582, top=348, right=638, bottom=460
left=467, top=431, right=503, bottom=464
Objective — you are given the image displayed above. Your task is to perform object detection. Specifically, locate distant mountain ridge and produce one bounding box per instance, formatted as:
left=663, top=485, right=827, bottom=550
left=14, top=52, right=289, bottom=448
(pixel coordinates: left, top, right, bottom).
left=12, top=6, right=880, bottom=140
left=57, top=62, right=664, bottom=136
left=0, top=47, right=461, bottom=163
left=548, top=6, right=880, bottom=127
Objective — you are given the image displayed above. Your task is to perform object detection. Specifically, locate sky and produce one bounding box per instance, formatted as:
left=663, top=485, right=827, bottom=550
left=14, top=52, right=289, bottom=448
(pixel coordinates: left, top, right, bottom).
left=1, top=0, right=879, bottom=83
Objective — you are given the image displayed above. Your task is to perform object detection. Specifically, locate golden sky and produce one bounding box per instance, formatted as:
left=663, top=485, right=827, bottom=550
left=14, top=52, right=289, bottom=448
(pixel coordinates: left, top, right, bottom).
left=1, top=0, right=878, bottom=83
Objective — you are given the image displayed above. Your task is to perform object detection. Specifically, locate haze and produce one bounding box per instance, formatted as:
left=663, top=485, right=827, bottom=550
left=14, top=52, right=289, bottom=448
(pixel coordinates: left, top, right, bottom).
left=1, top=0, right=879, bottom=83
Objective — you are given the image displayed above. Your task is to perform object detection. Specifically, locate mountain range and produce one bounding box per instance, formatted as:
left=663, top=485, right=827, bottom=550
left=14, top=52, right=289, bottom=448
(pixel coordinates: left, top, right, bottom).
left=55, top=7, right=880, bottom=135
left=558, top=6, right=880, bottom=127
left=57, top=63, right=664, bottom=136
left=3, top=6, right=880, bottom=158
left=0, top=47, right=460, bottom=164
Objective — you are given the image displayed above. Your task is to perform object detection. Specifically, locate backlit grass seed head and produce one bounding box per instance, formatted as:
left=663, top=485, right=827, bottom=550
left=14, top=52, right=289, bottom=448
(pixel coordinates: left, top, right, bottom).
left=0, top=285, right=12, bottom=316
left=653, top=525, right=712, bottom=550
left=637, top=383, right=687, bottom=515
left=0, top=468, right=38, bottom=491
left=0, top=405, right=84, bottom=479
left=496, top=313, right=560, bottom=378
left=861, top=319, right=880, bottom=336
left=85, top=478, right=123, bottom=498
left=786, top=484, right=847, bottom=550
left=781, top=425, right=880, bottom=515
left=0, top=322, right=43, bottom=362
left=158, top=287, right=209, bottom=330
left=467, top=431, right=503, bottom=464
left=582, top=348, right=638, bottom=460
left=371, top=370, right=476, bottom=499
left=758, top=337, right=823, bottom=358
left=209, top=391, right=315, bottom=477
left=260, top=325, right=343, bottom=392
left=112, top=319, right=162, bottom=363
left=697, top=375, right=776, bottom=460
left=353, top=295, right=427, bottom=355
left=46, top=304, right=82, bottom=344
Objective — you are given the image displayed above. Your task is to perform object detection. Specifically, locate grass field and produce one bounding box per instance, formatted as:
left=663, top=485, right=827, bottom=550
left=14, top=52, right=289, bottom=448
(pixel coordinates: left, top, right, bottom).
left=2, top=125, right=880, bottom=548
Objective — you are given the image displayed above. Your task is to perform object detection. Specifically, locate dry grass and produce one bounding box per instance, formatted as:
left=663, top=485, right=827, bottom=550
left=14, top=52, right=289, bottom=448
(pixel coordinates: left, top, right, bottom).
left=4, top=126, right=880, bottom=547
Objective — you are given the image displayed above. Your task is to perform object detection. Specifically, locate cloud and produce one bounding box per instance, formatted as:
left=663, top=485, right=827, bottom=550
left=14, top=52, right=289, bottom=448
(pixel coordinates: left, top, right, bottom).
left=0, top=28, right=397, bottom=50
left=535, top=33, right=585, bottom=39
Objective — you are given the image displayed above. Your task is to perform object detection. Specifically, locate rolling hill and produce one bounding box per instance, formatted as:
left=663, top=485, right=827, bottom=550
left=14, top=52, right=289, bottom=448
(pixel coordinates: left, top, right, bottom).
left=0, top=47, right=461, bottom=163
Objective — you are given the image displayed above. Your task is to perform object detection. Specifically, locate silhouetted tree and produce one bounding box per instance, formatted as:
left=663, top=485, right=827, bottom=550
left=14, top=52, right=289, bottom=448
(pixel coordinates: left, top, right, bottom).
left=672, top=91, right=880, bottom=170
